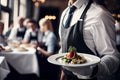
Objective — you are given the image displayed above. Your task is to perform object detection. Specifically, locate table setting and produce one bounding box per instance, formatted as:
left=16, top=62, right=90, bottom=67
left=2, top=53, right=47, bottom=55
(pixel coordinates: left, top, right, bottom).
left=0, top=56, right=10, bottom=80
left=0, top=40, right=39, bottom=77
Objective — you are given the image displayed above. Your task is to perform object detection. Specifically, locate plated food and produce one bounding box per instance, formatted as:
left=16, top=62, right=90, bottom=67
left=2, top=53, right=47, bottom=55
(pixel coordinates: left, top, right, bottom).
left=8, top=42, right=19, bottom=48
left=5, top=47, right=12, bottom=51
left=47, top=46, right=100, bottom=67
left=16, top=47, right=28, bottom=51
left=1, top=46, right=13, bottom=52
left=22, top=43, right=32, bottom=47
left=60, top=46, right=86, bottom=64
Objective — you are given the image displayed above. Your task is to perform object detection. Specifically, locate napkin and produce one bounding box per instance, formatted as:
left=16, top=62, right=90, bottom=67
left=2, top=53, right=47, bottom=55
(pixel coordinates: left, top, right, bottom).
left=0, top=67, right=10, bottom=80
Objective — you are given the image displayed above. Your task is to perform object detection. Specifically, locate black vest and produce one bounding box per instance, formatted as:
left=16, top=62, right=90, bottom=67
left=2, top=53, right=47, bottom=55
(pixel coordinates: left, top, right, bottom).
left=60, top=0, right=98, bottom=80
left=16, top=27, right=26, bottom=39
left=61, top=0, right=95, bottom=55
left=29, top=31, right=38, bottom=43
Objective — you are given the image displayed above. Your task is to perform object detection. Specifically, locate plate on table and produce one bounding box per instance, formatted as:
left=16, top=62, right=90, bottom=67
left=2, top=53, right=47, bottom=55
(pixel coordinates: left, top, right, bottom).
left=47, top=53, right=100, bottom=67
left=15, top=47, right=28, bottom=52
left=8, top=42, right=19, bottom=48
left=1, top=49, right=13, bottom=52
left=20, top=44, right=32, bottom=47
left=4, top=49, right=13, bottom=52
left=3, top=46, right=13, bottom=52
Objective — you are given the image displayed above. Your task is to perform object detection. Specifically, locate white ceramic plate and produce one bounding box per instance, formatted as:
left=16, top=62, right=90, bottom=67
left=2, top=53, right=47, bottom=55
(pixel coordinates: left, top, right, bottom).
left=47, top=53, right=100, bottom=67
left=14, top=48, right=28, bottom=52
left=15, top=49, right=28, bottom=52
left=1, top=49, right=13, bottom=52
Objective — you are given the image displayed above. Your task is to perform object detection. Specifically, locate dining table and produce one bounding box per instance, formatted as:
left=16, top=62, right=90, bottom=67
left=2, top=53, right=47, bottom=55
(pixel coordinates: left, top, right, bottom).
left=0, top=45, right=39, bottom=77
left=0, top=56, right=10, bottom=80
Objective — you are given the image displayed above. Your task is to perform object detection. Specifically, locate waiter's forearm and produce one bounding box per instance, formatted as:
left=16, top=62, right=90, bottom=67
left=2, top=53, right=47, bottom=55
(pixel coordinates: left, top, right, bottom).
left=97, top=54, right=120, bottom=76
left=37, top=47, right=52, bottom=57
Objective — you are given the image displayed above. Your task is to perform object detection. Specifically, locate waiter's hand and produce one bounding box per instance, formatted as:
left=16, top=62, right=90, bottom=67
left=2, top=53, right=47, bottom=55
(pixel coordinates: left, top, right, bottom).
left=63, top=65, right=98, bottom=79
left=0, top=45, right=5, bottom=51
left=31, top=44, right=38, bottom=49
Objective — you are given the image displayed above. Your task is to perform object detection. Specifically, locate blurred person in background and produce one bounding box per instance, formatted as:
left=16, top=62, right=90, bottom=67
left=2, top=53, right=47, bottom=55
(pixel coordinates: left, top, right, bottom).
left=22, top=19, right=43, bottom=48
left=58, top=0, right=120, bottom=80
left=37, top=18, right=60, bottom=80
left=8, top=17, right=26, bottom=42
left=23, top=18, right=31, bottom=29
left=5, top=20, right=14, bottom=38
left=115, top=19, right=120, bottom=52
left=0, top=21, right=7, bottom=46
left=38, top=18, right=56, bottom=56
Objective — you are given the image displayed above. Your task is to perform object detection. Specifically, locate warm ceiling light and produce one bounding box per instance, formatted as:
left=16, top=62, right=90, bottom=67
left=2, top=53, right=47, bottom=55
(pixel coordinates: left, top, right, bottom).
left=32, top=0, right=36, bottom=2
left=40, top=0, right=45, bottom=3
left=32, top=0, right=45, bottom=6
left=112, top=14, right=116, bottom=17
left=45, top=15, right=56, bottom=20
left=118, top=14, right=120, bottom=18
left=34, top=2, right=40, bottom=7
left=52, top=16, right=56, bottom=20
left=45, top=15, right=49, bottom=19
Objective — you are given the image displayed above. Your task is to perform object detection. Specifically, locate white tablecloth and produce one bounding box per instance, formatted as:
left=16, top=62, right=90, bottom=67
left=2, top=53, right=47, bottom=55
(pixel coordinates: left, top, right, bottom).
left=0, top=56, right=10, bottom=80
left=0, top=47, right=39, bottom=76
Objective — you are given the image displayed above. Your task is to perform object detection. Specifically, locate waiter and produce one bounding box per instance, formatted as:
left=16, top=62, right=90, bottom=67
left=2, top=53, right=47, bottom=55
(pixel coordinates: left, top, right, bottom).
left=9, top=17, right=26, bottom=41
left=59, top=0, right=120, bottom=80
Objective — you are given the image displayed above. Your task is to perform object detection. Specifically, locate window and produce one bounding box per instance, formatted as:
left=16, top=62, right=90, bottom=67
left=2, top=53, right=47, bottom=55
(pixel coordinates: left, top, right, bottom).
left=0, top=11, right=9, bottom=34
left=0, top=0, right=10, bottom=34
left=1, top=0, right=8, bottom=7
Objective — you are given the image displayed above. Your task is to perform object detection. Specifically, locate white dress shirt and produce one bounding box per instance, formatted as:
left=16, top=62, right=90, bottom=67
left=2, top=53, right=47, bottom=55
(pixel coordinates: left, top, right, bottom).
left=42, top=30, right=57, bottom=53
left=115, top=21, right=120, bottom=45
left=8, top=25, right=26, bottom=40
left=23, top=28, right=43, bottom=43
left=59, top=0, right=120, bottom=80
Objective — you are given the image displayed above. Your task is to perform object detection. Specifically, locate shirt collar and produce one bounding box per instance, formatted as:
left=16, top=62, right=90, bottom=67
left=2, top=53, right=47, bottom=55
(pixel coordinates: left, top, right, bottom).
left=44, top=30, right=50, bottom=36
left=72, top=0, right=89, bottom=9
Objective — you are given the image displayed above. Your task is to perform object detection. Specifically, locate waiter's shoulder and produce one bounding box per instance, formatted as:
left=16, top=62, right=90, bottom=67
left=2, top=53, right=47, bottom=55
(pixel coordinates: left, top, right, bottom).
left=89, top=3, right=112, bottom=19
left=25, top=29, right=32, bottom=34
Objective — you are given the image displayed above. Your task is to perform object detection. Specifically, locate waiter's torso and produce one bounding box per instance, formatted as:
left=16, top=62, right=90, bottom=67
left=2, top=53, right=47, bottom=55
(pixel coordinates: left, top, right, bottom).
left=59, top=1, right=108, bottom=55
left=61, top=0, right=95, bottom=54
left=29, top=31, right=38, bottom=43
left=60, top=0, right=98, bottom=80
left=16, top=27, right=26, bottom=39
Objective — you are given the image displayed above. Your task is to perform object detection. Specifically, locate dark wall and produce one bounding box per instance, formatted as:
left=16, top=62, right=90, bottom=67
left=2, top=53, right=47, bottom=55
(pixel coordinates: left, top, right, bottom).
left=39, top=6, right=60, bottom=38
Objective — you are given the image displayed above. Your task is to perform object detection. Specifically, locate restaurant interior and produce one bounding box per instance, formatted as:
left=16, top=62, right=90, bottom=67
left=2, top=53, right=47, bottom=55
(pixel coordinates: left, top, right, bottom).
left=0, top=0, right=120, bottom=80
left=0, top=0, right=120, bottom=38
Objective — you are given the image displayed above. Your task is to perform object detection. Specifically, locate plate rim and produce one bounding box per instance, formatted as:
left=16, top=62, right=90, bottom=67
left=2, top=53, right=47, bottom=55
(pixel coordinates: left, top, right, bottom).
left=47, top=53, right=101, bottom=67
left=1, top=49, right=13, bottom=52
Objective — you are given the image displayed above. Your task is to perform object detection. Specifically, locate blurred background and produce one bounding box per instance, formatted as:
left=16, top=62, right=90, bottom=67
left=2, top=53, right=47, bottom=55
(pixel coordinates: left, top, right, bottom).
left=0, top=0, right=120, bottom=80
left=0, top=0, right=120, bottom=38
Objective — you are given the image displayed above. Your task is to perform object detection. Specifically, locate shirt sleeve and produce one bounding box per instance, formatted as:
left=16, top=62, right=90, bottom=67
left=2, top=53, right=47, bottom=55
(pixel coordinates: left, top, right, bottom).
left=91, top=11, right=120, bottom=77
left=46, top=33, right=56, bottom=54
left=38, top=31, right=43, bottom=42
left=8, top=27, right=17, bottom=40
left=23, top=30, right=30, bottom=42
left=59, top=8, right=68, bottom=53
